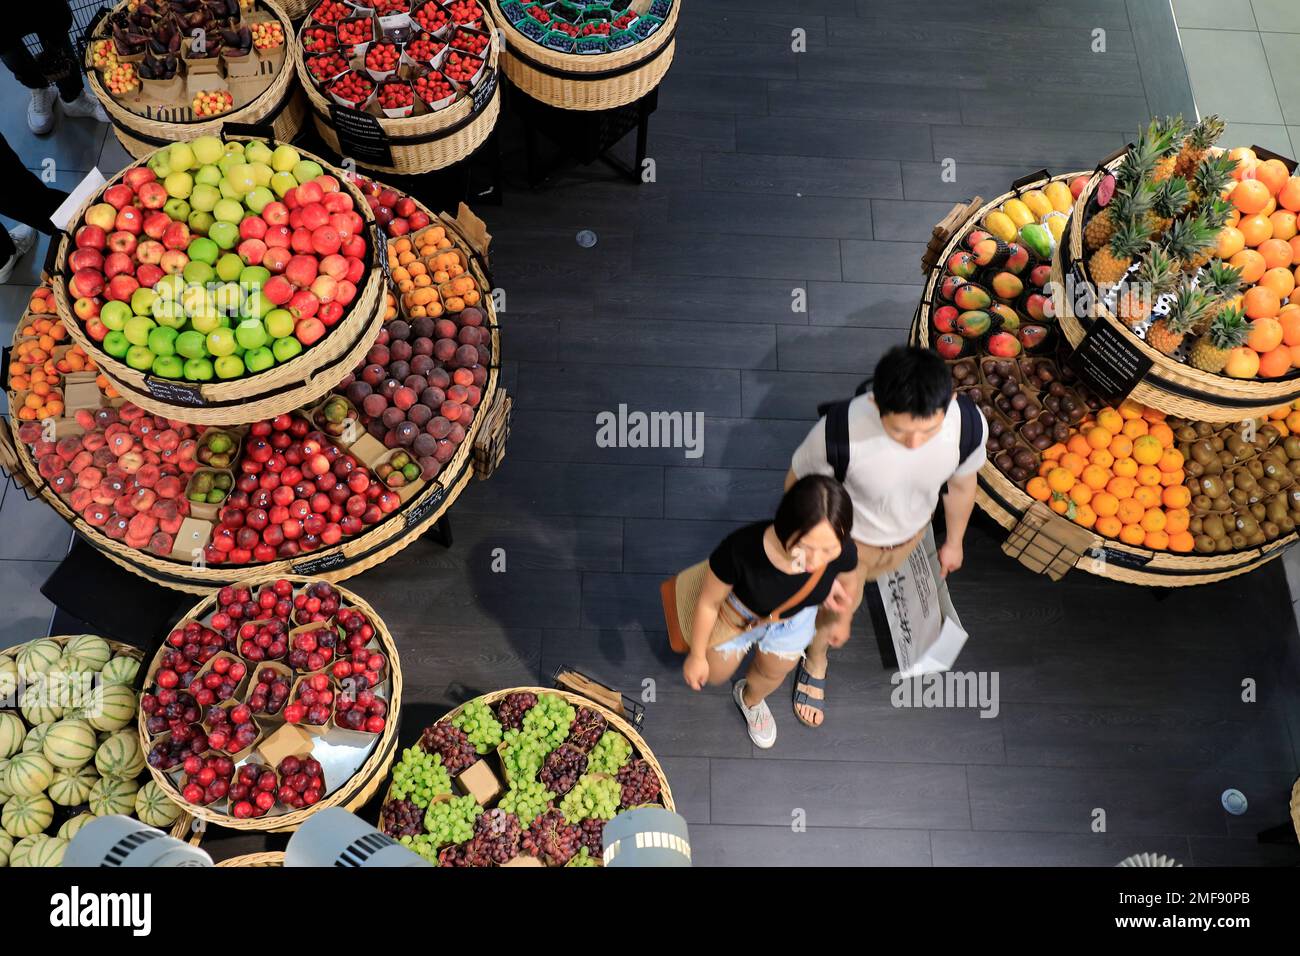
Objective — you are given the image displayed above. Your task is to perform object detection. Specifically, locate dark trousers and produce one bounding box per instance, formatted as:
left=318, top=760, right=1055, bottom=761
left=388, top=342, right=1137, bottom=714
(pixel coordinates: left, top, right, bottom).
left=0, top=134, right=69, bottom=265
left=0, top=2, right=82, bottom=102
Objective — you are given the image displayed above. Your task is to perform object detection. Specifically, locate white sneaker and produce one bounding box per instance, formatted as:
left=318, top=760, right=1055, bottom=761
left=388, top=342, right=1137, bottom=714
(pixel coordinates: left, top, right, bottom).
left=28, top=87, right=56, bottom=135
left=62, top=90, right=109, bottom=123
left=0, top=226, right=37, bottom=285
left=733, top=679, right=777, bottom=749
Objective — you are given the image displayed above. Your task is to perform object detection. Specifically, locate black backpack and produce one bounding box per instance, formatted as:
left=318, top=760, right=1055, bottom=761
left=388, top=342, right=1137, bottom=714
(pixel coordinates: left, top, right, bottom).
left=818, top=383, right=982, bottom=485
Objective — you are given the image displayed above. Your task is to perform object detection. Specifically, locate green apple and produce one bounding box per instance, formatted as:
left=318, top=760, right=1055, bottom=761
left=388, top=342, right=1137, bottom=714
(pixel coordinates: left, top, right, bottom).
left=241, top=290, right=274, bottom=320
left=239, top=265, right=271, bottom=289
left=191, top=136, right=224, bottom=166
left=125, top=345, right=156, bottom=371
left=164, top=171, right=193, bottom=199
left=124, top=315, right=156, bottom=347
left=270, top=144, right=300, bottom=173
left=152, top=298, right=185, bottom=329
left=151, top=354, right=184, bottom=378
left=264, top=308, right=294, bottom=339
left=130, top=287, right=159, bottom=317
left=245, top=186, right=274, bottom=213
left=181, top=284, right=213, bottom=316
left=225, top=141, right=245, bottom=154
left=292, top=160, right=324, bottom=183
left=187, top=210, right=215, bottom=235
left=269, top=171, right=298, bottom=198
left=235, top=318, right=269, bottom=350
left=163, top=197, right=191, bottom=221
left=195, top=164, right=222, bottom=187
left=206, top=327, right=237, bottom=357
left=218, top=178, right=243, bottom=201
left=209, top=221, right=240, bottom=250
left=147, top=148, right=173, bottom=178
left=215, top=253, right=244, bottom=282
left=99, top=300, right=131, bottom=331
left=183, top=260, right=215, bottom=286
left=147, top=326, right=179, bottom=356
left=175, top=330, right=207, bottom=360
left=103, top=331, right=130, bottom=358
left=187, top=237, right=220, bottom=265
left=214, top=282, right=244, bottom=315
left=169, top=142, right=196, bottom=172
left=249, top=163, right=273, bottom=188
left=244, top=346, right=275, bottom=373
left=213, top=198, right=244, bottom=224
left=189, top=308, right=221, bottom=335
left=272, top=336, right=303, bottom=362
left=154, top=274, right=186, bottom=301
left=190, top=183, right=221, bottom=212
left=183, top=357, right=214, bottom=381
left=244, top=141, right=273, bottom=166
left=225, top=163, right=257, bottom=196
left=214, top=354, right=245, bottom=380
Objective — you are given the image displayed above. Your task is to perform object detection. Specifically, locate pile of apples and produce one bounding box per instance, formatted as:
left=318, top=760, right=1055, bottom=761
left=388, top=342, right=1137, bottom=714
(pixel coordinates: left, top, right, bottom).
left=354, top=176, right=431, bottom=238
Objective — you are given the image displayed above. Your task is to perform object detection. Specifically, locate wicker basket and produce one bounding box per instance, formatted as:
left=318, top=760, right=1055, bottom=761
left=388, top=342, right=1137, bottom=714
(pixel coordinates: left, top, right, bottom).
left=913, top=171, right=1297, bottom=587
left=136, top=575, right=402, bottom=831
left=376, top=685, right=674, bottom=852
left=1059, top=151, right=1300, bottom=421
left=277, top=0, right=315, bottom=19
left=50, top=136, right=385, bottom=426
left=0, top=635, right=194, bottom=840
left=87, top=0, right=307, bottom=160
left=215, top=851, right=285, bottom=866
left=496, top=1, right=678, bottom=111
left=291, top=17, right=502, bottom=175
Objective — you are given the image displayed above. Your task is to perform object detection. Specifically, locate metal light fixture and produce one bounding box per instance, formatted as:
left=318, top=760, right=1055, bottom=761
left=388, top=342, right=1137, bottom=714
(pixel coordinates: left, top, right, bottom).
left=602, top=807, right=691, bottom=867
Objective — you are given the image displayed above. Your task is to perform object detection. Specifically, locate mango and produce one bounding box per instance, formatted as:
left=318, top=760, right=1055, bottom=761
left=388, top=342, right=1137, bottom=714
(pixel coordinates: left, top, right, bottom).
left=1021, top=190, right=1053, bottom=220
left=953, top=284, right=992, bottom=311
left=983, top=210, right=1018, bottom=242
left=990, top=271, right=1024, bottom=301
left=1018, top=223, right=1054, bottom=262
left=956, top=310, right=991, bottom=338
left=990, top=303, right=1020, bottom=330
left=1001, top=198, right=1035, bottom=228
left=1044, top=181, right=1073, bottom=213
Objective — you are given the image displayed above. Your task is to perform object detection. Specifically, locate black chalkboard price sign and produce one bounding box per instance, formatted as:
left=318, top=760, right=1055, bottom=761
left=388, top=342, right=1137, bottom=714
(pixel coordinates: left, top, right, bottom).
left=328, top=104, right=395, bottom=168
left=1066, top=319, right=1154, bottom=403
left=472, top=70, right=497, bottom=115
left=293, top=550, right=349, bottom=576
left=404, top=484, right=445, bottom=529
left=145, top=376, right=208, bottom=407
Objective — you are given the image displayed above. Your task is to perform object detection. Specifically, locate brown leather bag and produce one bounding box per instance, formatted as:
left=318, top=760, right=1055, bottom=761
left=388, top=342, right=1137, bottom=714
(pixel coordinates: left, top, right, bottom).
left=660, top=562, right=825, bottom=654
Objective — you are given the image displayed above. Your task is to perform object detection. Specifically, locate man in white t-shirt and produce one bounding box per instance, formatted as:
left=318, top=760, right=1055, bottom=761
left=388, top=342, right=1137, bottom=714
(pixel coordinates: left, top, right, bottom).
left=785, top=346, right=987, bottom=727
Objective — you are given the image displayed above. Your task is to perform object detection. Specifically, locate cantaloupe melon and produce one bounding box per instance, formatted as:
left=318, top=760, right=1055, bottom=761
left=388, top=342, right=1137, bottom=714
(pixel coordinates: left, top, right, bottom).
left=0, top=829, right=12, bottom=866
left=19, top=682, right=62, bottom=725
left=0, top=758, right=11, bottom=803
left=57, top=812, right=93, bottom=841
left=21, top=722, right=52, bottom=754
left=3, top=793, right=53, bottom=837
left=0, top=713, right=25, bottom=759
left=48, top=765, right=98, bottom=806
left=27, top=834, right=67, bottom=867
left=135, top=781, right=181, bottom=828
left=63, top=636, right=111, bottom=671
left=6, top=753, right=53, bottom=797
left=86, top=683, right=136, bottom=733
left=16, top=640, right=61, bottom=680
left=88, top=776, right=137, bottom=816
left=43, top=718, right=97, bottom=769
left=10, top=833, right=45, bottom=867
left=95, top=731, right=144, bottom=779
left=101, top=656, right=140, bottom=686
left=0, top=657, right=17, bottom=700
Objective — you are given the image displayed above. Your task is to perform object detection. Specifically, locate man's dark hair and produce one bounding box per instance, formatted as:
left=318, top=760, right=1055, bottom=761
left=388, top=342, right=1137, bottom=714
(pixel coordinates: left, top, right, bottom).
left=871, top=346, right=952, bottom=417
left=774, top=475, right=854, bottom=551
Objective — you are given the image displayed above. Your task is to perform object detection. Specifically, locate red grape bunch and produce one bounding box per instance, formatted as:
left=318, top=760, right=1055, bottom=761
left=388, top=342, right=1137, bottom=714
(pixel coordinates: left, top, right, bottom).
left=616, top=759, right=661, bottom=807
left=420, top=720, right=477, bottom=773
left=494, top=691, right=537, bottom=731
left=539, top=743, right=587, bottom=797
left=567, top=706, right=608, bottom=752
left=463, top=808, right=522, bottom=866
left=523, top=808, right=581, bottom=866
left=380, top=798, right=424, bottom=838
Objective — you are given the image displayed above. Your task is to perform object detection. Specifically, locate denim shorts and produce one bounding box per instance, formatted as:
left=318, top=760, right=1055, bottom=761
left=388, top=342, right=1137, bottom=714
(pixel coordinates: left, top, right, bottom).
left=712, top=603, right=819, bottom=660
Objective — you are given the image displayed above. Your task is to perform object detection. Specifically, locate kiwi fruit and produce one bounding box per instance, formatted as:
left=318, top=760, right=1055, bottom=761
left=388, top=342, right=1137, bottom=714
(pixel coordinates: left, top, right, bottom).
left=1190, top=515, right=1203, bottom=535
left=1200, top=475, right=1224, bottom=499
left=1247, top=458, right=1265, bottom=480
left=1285, top=435, right=1300, bottom=460
left=1191, top=441, right=1216, bottom=466
left=1193, top=495, right=1213, bottom=514
left=1230, top=531, right=1248, bottom=550
left=1201, top=514, right=1226, bottom=538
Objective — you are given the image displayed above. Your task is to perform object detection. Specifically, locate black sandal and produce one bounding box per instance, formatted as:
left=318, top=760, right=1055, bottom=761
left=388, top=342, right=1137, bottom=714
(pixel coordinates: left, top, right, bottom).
left=792, top=658, right=826, bottom=728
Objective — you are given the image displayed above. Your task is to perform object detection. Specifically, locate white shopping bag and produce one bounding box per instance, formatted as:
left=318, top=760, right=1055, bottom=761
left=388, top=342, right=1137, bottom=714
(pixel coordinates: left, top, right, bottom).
left=876, top=527, right=968, bottom=677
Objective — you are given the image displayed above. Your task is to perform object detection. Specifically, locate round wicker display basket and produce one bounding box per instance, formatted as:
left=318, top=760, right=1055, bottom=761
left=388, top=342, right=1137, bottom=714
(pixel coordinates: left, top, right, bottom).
left=913, top=171, right=1297, bottom=587
left=0, top=634, right=194, bottom=839
left=87, top=0, right=307, bottom=160
left=495, top=2, right=678, bottom=111
left=278, top=0, right=315, bottom=19
left=377, top=686, right=673, bottom=863
left=1058, top=154, right=1300, bottom=421
left=291, top=18, right=502, bottom=175
left=50, top=136, right=385, bottom=426
left=215, top=850, right=285, bottom=865
left=137, top=575, right=402, bottom=832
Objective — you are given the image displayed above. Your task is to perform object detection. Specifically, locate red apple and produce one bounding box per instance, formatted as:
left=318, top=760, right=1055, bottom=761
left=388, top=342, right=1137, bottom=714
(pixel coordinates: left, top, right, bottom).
left=106, top=273, right=139, bottom=302
left=239, top=216, right=268, bottom=241
left=103, top=251, right=135, bottom=279
left=285, top=255, right=318, bottom=288
left=68, top=248, right=104, bottom=272
left=295, top=317, right=326, bottom=346
left=107, top=231, right=137, bottom=256
left=103, top=183, right=135, bottom=209
left=69, top=269, right=105, bottom=298
left=143, top=211, right=172, bottom=239
left=263, top=275, right=294, bottom=305
left=237, top=238, right=267, bottom=266
left=136, top=263, right=164, bottom=288
left=264, top=246, right=292, bottom=273
left=115, top=207, right=143, bottom=234
left=123, top=167, right=157, bottom=190
left=288, top=289, right=320, bottom=319
left=138, top=181, right=168, bottom=210
left=136, top=239, right=164, bottom=264
left=74, top=297, right=101, bottom=321
left=162, top=222, right=191, bottom=251
left=160, top=249, right=189, bottom=275
left=75, top=224, right=107, bottom=250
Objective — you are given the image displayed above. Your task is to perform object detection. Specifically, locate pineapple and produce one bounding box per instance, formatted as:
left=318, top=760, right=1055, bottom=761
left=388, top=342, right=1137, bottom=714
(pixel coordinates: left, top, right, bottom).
left=1152, top=115, right=1186, bottom=181
left=1146, top=284, right=1207, bottom=355
left=1163, top=199, right=1230, bottom=273
left=1189, top=305, right=1248, bottom=373
left=1116, top=243, right=1180, bottom=328
left=1193, top=258, right=1244, bottom=333
left=1090, top=216, right=1151, bottom=287
left=1085, top=183, right=1153, bottom=252
left=1117, top=118, right=1172, bottom=190
left=1147, top=175, right=1190, bottom=236
left=1188, top=152, right=1236, bottom=207
left=1174, top=114, right=1226, bottom=180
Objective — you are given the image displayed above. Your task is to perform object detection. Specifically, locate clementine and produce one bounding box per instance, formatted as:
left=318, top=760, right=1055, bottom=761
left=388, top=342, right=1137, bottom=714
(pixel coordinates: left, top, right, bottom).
left=1095, top=515, right=1123, bottom=538
left=1073, top=504, right=1097, bottom=529
left=1132, top=434, right=1163, bottom=465
left=1095, top=408, right=1124, bottom=433
left=1239, top=213, right=1274, bottom=247
left=1143, top=529, right=1170, bottom=551
left=1060, top=452, right=1088, bottom=477
left=1108, top=476, right=1137, bottom=500
left=1069, top=483, right=1093, bottom=506
left=1162, top=485, right=1191, bottom=510
left=1148, top=422, right=1174, bottom=449
left=1066, top=434, right=1091, bottom=458
left=1109, top=434, right=1134, bottom=459
left=1092, top=491, right=1120, bottom=517
left=1244, top=285, right=1282, bottom=319
left=1113, top=456, right=1138, bottom=478
left=1158, top=448, right=1184, bottom=472
left=1042, top=442, right=1067, bottom=461
left=1122, top=418, right=1149, bottom=440
left=1165, top=507, right=1191, bottom=534
left=1231, top=249, right=1268, bottom=283
left=1133, top=485, right=1162, bottom=508
left=1027, top=476, right=1051, bottom=501
left=1086, top=426, right=1113, bottom=450
left=1119, top=523, right=1147, bottom=546
left=1047, top=467, right=1075, bottom=494
left=1136, top=464, right=1163, bottom=487
left=1050, top=496, right=1070, bottom=515
left=1168, top=531, right=1195, bottom=553
left=1089, top=448, right=1115, bottom=469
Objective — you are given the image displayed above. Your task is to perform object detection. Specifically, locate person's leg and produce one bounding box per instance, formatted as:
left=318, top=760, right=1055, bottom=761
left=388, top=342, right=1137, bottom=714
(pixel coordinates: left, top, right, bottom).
left=794, top=551, right=873, bottom=727
left=0, top=134, right=69, bottom=233
left=36, top=24, right=85, bottom=104
left=0, top=41, right=58, bottom=135
left=702, top=643, right=747, bottom=687
left=742, top=649, right=801, bottom=706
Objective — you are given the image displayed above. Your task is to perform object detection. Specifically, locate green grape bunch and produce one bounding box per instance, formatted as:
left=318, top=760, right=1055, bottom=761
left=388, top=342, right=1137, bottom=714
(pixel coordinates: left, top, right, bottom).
left=500, top=729, right=549, bottom=784
left=451, top=699, right=503, bottom=754
left=423, top=794, right=482, bottom=846
left=566, top=846, right=599, bottom=867
left=499, top=779, right=555, bottom=826
left=559, top=774, right=621, bottom=824
left=587, top=730, right=632, bottom=775
left=399, top=833, right=443, bottom=864
left=390, top=746, right=453, bottom=807
left=522, top=693, right=575, bottom=750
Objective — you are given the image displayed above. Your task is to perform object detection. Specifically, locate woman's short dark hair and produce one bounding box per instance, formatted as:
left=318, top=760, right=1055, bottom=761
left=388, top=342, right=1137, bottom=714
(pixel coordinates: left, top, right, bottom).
left=774, top=475, right=853, bottom=550
left=872, top=346, right=952, bottom=417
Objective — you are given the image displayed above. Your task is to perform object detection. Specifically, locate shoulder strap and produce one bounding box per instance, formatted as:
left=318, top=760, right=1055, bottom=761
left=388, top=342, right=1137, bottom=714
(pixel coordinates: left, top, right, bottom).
left=823, top=400, right=852, bottom=484
left=768, top=564, right=826, bottom=622
left=954, top=392, right=981, bottom=467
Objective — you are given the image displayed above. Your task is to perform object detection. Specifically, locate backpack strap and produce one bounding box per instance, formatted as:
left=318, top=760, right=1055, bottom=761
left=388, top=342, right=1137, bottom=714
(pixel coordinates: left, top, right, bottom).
left=955, top=391, right=982, bottom=469
left=823, top=399, right=852, bottom=484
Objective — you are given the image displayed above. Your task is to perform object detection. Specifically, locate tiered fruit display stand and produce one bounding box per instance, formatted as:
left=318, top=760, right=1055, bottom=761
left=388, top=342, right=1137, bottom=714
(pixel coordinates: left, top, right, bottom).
left=914, top=149, right=1300, bottom=586
left=0, top=134, right=503, bottom=594
left=0, top=635, right=194, bottom=868
left=86, top=0, right=307, bottom=158
left=376, top=686, right=674, bottom=867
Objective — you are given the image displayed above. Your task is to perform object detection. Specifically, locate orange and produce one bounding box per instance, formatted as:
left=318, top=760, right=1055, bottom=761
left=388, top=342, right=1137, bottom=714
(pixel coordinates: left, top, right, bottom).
left=1158, top=448, right=1184, bottom=472
left=1159, top=468, right=1186, bottom=487
left=1285, top=312, right=1300, bottom=347
left=1066, top=434, right=1091, bottom=458
left=1288, top=409, right=1300, bottom=432
left=1073, top=504, right=1097, bottom=529
left=1230, top=147, right=1259, bottom=177
left=1108, top=476, right=1137, bottom=500
left=1259, top=266, right=1297, bottom=301
left=1282, top=177, right=1300, bottom=212
left=1069, top=483, right=1093, bottom=505
left=1086, top=426, right=1113, bottom=450
left=1122, top=417, right=1149, bottom=440
left=1109, top=434, right=1133, bottom=459
left=1165, top=507, right=1190, bottom=534
left=1095, top=515, right=1123, bottom=539
left=1226, top=206, right=1242, bottom=228
left=1027, top=476, right=1051, bottom=501
left=1143, top=529, right=1170, bottom=551
left=1113, top=456, right=1138, bottom=478
left=1217, top=226, right=1246, bottom=260
left=1119, top=523, right=1147, bottom=546
left=1148, top=422, right=1174, bottom=449
left=1060, top=452, right=1088, bottom=478
left=1232, top=178, right=1272, bottom=215
left=1042, top=442, right=1067, bottom=461
left=1050, top=496, right=1070, bottom=515
left=1290, top=235, right=1300, bottom=264
left=1038, top=460, right=1054, bottom=478
left=1272, top=210, right=1299, bottom=241
left=1247, top=316, right=1285, bottom=352
left=1047, top=467, right=1075, bottom=494
left=1133, top=485, right=1162, bottom=509
left=1258, top=345, right=1293, bottom=378
left=1231, top=249, right=1268, bottom=284
left=1131, top=434, right=1163, bottom=465
left=1169, top=531, right=1196, bottom=553
left=1092, top=491, right=1119, bottom=517
left=1162, top=485, right=1191, bottom=510
left=1140, top=508, right=1167, bottom=533
left=1118, top=399, right=1145, bottom=420
left=1082, top=464, right=1111, bottom=490
left=1244, top=285, right=1282, bottom=318
left=1239, top=213, right=1274, bottom=247
left=1136, top=464, right=1163, bottom=487
left=1257, top=158, right=1291, bottom=196
left=1095, top=408, right=1123, bottom=434
left=1260, top=237, right=1295, bottom=269
left=1090, top=448, right=1115, bottom=469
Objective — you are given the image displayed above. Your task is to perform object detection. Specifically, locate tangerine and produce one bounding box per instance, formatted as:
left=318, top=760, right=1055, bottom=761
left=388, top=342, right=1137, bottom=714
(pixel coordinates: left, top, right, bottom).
left=1244, top=285, right=1282, bottom=318
left=1095, top=408, right=1124, bottom=433
left=1133, top=485, right=1162, bottom=509
left=1168, top=531, right=1196, bottom=553
left=1148, top=422, right=1174, bottom=448
left=1086, top=426, right=1113, bottom=449
left=1158, top=448, right=1184, bottom=472
left=1165, top=507, right=1191, bottom=533
left=1073, top=504, right=1097, bottom=529
left=1136, top=464, right=1163, bottom=487
left=1239, top=213, right=1274, bottom=247
left=1119, top=523, right=1147, bottom=545
left=1042, top=442, right=1067, bottom=461
left=1090, top=448, right=1115, bottom=469
left=1132, top=434, right=1163, bottom=465
left=1060, top=452, right=1088, bottom=477
left=1232, top=178, right=1272, bottom=214
left=1140, top=508, right=1167, bottom=533
left=1082, top=464, right=1111, bottom=490
left=1047, top=467, right=1075, bottom=494
left=1069, top=483, right=1093, bottom=505
left=1143, top=529, right=1170, bottom=551
left=1231, top=249, right=1268, bottom=283
left=1162, top=485, right=1192, bottom=510
left=1095, top=514, right=1123, bottom=538
left=1108, top=476, right=1138, bottom=500
left=1027, top=476, right=1051, bottom=501
left=1118, top=399, right=1145, bottom=419
left=1284, top=311, right=1300, bottom=346
left=1113, top=456, right=1138, bottom=478
left=1050, top=496, right=1070, bottom=515
left=1122, top=418, right=1150, bottom=440
left=1092, top=491, right=1120, bottom=517
left=1066, top=435, right=1091, bottom=458
left=1109, top=434, right=1134, bottom=459
left=1159, top=467, right=1186, bottom=487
